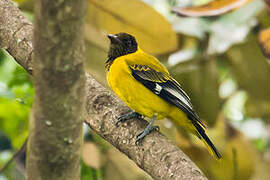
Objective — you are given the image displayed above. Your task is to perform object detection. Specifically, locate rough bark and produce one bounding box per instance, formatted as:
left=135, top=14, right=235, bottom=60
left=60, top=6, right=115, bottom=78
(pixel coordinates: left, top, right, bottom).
left=20, top=0, right=86, bottom=179
left=0, top=0, right=207, bottom=179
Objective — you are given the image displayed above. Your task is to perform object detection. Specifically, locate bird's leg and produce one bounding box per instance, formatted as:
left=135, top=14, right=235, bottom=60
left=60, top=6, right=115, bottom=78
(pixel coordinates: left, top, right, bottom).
left=136, top=115, right=159, bottom=145
left=116, top=111, right=143, bottom=126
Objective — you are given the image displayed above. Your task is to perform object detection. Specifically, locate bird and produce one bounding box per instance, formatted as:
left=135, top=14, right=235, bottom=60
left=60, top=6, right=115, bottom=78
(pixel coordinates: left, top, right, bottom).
left=105, top=32, right=221, bottom=159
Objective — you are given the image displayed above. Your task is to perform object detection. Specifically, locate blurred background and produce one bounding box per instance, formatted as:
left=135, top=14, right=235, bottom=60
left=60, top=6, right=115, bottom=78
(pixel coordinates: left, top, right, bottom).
left=1, top=0, right=270, bottom=179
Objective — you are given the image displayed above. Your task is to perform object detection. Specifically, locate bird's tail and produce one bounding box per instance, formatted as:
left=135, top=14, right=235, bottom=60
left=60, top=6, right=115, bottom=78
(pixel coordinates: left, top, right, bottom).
left=169, top=107, right=221, bottom=159
left=192, top=121, right=222, bottom=159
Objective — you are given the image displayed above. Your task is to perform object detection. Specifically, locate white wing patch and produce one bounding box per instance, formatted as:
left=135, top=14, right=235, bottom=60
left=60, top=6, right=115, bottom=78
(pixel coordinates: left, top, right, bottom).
left=163, top=87, right=193, bottom=109
left=154, top=83, right=162, bottom=94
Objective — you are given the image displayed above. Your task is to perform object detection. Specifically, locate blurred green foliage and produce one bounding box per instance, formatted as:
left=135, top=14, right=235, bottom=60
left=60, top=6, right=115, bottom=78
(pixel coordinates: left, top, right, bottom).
left=81, top=162, right=103, bottom=180
left=0, top=49, right=32, bottom=179
left=0, top=50, right=32, bottom=149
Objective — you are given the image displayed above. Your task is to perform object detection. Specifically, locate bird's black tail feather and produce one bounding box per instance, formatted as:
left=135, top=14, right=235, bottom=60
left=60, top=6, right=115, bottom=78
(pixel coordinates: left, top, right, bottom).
left=192, top=121, right=222, bottom=159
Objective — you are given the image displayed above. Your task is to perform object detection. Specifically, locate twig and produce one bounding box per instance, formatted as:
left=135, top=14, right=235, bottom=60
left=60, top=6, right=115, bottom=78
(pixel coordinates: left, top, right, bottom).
left=232, top=148, right=238, bottom=180
left=0, top=138, right=27, bottom=173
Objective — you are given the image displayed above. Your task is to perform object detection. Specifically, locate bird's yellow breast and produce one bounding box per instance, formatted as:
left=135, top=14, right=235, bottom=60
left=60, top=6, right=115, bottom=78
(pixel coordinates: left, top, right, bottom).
left=106, top=49, right=171, bottom=119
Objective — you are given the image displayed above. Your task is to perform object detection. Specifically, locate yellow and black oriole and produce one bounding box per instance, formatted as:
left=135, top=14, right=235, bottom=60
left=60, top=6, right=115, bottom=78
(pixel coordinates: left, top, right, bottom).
left=106, top=33, right=221, bottom=159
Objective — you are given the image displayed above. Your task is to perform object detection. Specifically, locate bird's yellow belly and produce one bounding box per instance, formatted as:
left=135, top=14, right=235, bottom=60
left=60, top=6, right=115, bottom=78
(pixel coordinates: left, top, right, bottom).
left=107, top=62, right=171, bottom=119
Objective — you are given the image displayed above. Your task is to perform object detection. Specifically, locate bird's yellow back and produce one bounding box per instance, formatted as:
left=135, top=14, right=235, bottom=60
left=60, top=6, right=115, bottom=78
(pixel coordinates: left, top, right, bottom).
left=125, top=47, right=169, bottom=73
left=106, top=47, right=168, bottom=74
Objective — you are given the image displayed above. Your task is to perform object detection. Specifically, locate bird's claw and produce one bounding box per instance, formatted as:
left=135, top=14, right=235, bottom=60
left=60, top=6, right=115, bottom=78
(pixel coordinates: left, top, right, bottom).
left=151, top=125, right=160, bottom=132
left=135, top=125, right=159, bottom=145
left=115, top=115, right=128, bottom=126
left=116, top=112, right=142, bottom=126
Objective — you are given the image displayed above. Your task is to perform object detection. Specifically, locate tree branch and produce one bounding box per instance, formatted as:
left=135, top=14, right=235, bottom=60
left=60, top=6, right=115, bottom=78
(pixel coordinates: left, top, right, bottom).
left=25, top=0, right=86, bottom=179
left=0, top=138, right=27, bottom=173
left=0, top=0, right=207, bottom=179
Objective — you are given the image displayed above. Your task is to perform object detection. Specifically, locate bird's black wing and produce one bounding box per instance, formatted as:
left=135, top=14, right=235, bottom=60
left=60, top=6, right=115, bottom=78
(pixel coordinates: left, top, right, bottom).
left=129, top=64, right=205, bottom=128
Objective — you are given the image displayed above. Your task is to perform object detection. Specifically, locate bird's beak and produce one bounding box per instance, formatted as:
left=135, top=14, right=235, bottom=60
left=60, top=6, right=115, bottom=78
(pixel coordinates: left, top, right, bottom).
left=107, top=34, right=121, bottom=44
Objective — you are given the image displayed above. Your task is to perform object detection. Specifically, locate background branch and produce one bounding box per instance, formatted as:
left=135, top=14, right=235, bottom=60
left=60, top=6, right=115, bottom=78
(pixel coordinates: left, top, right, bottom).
left=0, top=0, right=207, bottom=179
left=0, top=139, right=27, bottom=173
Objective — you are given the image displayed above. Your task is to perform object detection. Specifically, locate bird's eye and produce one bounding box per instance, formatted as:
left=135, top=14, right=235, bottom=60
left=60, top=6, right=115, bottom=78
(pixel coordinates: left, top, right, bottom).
left=123, top=39, right=132, bottom=47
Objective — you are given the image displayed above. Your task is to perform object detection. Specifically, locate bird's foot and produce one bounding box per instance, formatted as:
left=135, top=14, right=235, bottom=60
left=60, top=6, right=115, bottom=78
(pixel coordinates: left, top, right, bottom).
left=116, top=111, right=142, bottom=126
left=135, top=125, right=159, bottom=145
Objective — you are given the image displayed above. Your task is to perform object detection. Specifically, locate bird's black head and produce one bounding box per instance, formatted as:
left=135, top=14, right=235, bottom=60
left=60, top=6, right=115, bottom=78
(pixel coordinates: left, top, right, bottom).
left=106, top=33, right=138, bottom=64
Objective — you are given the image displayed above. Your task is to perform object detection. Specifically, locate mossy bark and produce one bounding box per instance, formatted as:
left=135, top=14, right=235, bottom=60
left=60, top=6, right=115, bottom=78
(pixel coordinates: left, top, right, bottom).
left=26, top=0, right=86, bottom=179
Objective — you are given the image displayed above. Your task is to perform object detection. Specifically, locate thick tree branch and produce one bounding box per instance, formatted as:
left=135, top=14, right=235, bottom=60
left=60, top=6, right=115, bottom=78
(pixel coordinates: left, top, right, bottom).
left=25, top=0, right=87, bottom=179
left=0, top=0, right=207, bottom=179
